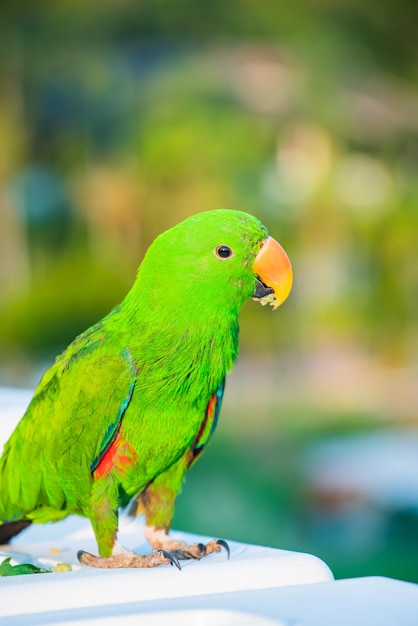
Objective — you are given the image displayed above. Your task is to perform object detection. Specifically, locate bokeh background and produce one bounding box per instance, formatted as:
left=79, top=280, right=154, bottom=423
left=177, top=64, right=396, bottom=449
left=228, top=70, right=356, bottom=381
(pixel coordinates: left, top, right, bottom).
left=0, top=1, right=417, bottom=581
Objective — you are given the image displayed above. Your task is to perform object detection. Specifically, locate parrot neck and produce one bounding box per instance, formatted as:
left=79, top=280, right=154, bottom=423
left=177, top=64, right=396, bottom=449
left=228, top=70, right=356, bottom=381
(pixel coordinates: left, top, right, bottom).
left=117, top=283, right=240, bottom=405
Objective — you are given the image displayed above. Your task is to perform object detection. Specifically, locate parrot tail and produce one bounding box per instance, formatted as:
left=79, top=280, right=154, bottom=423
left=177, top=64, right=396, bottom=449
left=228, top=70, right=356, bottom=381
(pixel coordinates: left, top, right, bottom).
left=0, top=520, right=32, bottom=544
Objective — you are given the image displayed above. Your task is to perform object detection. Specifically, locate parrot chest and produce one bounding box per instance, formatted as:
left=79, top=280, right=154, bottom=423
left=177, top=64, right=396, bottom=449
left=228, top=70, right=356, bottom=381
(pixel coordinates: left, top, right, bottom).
left=91, top=378, right=225, bottom=489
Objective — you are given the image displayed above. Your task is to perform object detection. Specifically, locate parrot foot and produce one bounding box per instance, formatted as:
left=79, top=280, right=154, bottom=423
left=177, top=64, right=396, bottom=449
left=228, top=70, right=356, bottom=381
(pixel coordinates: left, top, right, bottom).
left=77, top=549, right=181, bottom=570
left=144, top=526, right=230, bottom=561
left=171, top=539, right=230, bottom=561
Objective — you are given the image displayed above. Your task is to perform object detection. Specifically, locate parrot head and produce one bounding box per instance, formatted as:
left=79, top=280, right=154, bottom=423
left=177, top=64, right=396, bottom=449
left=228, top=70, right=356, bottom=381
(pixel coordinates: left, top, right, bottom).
left=135, top=210, right=292, bottom=317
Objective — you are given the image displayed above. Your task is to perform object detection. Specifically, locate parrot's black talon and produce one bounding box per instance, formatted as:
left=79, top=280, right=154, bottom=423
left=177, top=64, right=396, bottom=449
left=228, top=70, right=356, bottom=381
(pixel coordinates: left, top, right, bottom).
left=170, top=548, right=194, bottom=560
left=216, top=539, right=230, bottom=559
left=158, top=549, right=181, bottom=570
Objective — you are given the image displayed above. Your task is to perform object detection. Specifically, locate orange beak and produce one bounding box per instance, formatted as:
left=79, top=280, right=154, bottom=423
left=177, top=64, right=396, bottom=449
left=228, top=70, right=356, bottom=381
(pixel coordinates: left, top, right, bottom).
left=253, top=236, right=293, bottom=309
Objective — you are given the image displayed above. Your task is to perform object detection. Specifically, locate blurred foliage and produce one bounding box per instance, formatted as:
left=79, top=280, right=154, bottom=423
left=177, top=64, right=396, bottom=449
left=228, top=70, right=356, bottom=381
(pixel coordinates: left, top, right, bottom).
left=0, top=0, right=417, bottom=582
left=0, top=1, right=417, bottom=366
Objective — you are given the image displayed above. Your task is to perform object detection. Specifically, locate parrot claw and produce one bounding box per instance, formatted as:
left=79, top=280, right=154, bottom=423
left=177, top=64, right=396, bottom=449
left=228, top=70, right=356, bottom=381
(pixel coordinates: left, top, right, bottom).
left=216, top=539, right=231, bottom=559
left=169, top=539, right=230, bottom=561
left=157, top=549, right=181, bottom=570
left=169, top=542, right=205, bottom=561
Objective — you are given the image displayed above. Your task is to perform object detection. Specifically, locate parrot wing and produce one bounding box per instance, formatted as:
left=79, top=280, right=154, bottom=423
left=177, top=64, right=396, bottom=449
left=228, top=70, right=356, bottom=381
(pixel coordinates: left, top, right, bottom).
left=0, top=331, right=138, bottom=518
left=192, top=378, right=225, bottom=461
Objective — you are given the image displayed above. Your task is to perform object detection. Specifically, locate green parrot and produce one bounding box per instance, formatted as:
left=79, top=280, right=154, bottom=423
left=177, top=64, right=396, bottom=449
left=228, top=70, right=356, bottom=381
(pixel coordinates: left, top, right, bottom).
left=0, top=210, right=292, bottom=569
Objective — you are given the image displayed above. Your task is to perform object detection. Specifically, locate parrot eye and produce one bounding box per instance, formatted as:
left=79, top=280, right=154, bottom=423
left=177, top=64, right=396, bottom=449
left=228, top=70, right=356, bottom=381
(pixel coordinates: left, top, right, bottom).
left=214, top=245, right=234, bottom=260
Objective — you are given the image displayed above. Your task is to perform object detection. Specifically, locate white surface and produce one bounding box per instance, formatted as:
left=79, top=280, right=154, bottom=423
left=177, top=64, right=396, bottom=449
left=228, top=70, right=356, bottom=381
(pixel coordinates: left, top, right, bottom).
left=68, top=576, right=417, bottom=626
left=1, top=575, right=418, bottom=626
left=0, top=516, right=334, bottom=617
left=54, top=610, right=284, bottom=626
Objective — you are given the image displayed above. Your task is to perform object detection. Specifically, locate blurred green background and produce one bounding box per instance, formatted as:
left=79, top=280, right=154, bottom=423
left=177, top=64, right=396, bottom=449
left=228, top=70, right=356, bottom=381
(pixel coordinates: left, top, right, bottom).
left=0, top=1, right=417, bottom=582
